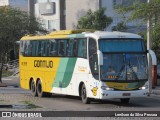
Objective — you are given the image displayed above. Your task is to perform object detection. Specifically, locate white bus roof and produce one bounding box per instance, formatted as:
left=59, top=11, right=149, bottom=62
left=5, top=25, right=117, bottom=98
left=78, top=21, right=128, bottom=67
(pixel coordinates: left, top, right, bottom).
left=85, top=31, right=142, bottom=40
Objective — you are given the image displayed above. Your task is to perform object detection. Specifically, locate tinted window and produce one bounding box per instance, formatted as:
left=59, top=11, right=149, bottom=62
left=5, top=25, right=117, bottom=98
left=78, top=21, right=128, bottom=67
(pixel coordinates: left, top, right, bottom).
left=77, top=38, right=87, bottom=58
left=99, top=39, right=145, bottom=52
left=20, top=38, right=87, bottom=58
left=89, top=38, right=99, bottom=79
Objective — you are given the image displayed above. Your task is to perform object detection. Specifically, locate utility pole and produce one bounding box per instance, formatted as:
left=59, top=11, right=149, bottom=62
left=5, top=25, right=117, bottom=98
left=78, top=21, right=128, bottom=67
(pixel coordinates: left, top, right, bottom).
left=28, top=0, right=35, bottom=16
left=147, top=0, right=152, bottom=95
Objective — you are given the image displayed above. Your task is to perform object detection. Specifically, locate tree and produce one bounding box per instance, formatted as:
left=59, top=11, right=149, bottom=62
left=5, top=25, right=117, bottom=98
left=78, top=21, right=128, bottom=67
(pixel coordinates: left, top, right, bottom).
left=77, top=8, right=112, bottom=30
left=115, top=0, right=160, bottom=61
left=0, top=6, right=46, bottom=82
left=112, top=22, right=127, bottom=32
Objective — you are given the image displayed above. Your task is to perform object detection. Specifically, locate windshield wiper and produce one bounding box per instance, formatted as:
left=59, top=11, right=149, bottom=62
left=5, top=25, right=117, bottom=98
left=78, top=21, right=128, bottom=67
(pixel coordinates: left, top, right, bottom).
left=128, top=62, right=139, bottom=80
left=115, top=55, right=139, bottom=81
left=115, top=64, right=125, bottom=80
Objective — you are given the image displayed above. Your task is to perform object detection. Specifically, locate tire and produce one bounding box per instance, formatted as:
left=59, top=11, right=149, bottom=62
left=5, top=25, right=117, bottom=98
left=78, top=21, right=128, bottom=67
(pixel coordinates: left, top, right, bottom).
left=81, top=84, right=91, bottom=104
left=30, top=80, right=37, bottom=97
left=120, top=98, right=130, bottom=104
left=36, top=80, right=46, bottom=97
left=45, top=92, right=52, bottom=97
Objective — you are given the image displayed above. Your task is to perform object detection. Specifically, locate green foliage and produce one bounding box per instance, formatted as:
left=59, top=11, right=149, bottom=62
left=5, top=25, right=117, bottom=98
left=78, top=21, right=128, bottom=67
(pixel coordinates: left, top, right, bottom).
left=116, top=0, right=160, bottom=22
left=115, top=0, right=160, bottom=61
left=0, top=7, right=46, bottom=55
left=112, top=22, right=127, bottom=32
left=0, top=6, right=47, bottom=82
left=77, top=8, right=112, bottom=30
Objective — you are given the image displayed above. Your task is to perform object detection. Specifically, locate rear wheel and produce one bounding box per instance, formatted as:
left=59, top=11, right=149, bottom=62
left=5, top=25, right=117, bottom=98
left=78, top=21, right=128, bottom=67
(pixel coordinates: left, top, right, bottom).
left=30, top=80, right=37, bottom=97
left=120, top=98, right=130, bottom=104
left=81, top=84, right=91, bottom=104
left=36, top=80, right=46, bottom=97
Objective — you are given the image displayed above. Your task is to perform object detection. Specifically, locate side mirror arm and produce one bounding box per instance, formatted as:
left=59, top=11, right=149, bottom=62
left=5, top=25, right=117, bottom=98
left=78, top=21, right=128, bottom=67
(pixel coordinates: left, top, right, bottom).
left=97, top=50, right=103, bottom=66
left=148, top=49, right=157, bottom=65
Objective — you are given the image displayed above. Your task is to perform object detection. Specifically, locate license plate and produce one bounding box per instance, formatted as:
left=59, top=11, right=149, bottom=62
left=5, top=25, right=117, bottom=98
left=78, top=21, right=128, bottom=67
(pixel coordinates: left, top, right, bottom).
left=123, top=93, right=131, bottom=96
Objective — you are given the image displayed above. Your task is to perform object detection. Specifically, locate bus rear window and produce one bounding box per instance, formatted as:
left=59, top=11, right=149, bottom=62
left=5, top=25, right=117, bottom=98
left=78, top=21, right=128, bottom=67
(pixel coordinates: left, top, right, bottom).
left=99, top=39, right=145, bottom=52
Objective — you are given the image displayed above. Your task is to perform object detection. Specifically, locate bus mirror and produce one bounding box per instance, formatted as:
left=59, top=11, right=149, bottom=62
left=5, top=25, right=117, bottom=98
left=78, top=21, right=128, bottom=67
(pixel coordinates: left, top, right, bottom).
left=97, top=50, right=103, bottom=66
left=148, top=49, right=157, bottom=65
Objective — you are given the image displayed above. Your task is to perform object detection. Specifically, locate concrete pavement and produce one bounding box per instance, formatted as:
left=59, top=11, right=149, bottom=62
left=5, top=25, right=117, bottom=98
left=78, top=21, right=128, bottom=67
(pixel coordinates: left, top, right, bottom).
left=1, top=76, right=160, bottom=95
left=152, top=86, right=160, bottom=95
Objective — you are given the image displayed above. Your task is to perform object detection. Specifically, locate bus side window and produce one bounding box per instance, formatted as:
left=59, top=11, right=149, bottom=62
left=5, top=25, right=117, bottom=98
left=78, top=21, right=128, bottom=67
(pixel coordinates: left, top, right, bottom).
left=89, top=38, right=99, bottom=79
left=31, top=41, right=36, bottom=56
left=68, top=39, right=74, bottom=57
left=73, top=39, right=78, bottom=57
left=50, top=39, right=57, bottom=56
left=35, top=41, right=39, bottom=56
left=24, top=41, right=30, bottom=56
left=42, top=40, right=48, bottom=56
left=58, top=40, right=67, bottom=57
left=38, top=41, right=42, bottom=56
left=46, top=40, right=50, bottom=56
left=20, top=41, right=25, bottom=56
left=77, top=38, right=87, bottom=58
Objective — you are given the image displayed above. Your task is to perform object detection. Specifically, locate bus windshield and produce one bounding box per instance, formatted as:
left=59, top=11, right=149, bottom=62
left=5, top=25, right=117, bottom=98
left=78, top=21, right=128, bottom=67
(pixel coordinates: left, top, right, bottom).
left=99, top=39, right=148, bottom=81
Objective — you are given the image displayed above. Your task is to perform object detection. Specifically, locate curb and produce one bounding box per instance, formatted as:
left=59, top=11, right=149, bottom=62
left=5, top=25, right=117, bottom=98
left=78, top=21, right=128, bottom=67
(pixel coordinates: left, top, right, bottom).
left=0, top=105, right=12, bottom=108
left=152, top=89, right=160, bottom=95
left=0, top=83, right=7, bottom=87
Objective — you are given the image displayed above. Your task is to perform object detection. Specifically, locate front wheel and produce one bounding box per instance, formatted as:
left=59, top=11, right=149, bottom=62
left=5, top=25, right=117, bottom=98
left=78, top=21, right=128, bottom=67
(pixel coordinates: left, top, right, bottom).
left=81, top=84, right=91, bottom=104
left=120, top=98, right=130, bottom=104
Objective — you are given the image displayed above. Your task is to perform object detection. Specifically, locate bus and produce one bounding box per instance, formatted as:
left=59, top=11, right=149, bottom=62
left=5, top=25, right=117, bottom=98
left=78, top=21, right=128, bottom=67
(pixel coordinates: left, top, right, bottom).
left=19, top=30, right=156, bottom=104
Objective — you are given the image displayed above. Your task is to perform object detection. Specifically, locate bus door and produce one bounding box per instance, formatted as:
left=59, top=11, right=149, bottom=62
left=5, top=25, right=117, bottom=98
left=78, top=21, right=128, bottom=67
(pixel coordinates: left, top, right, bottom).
left=88, top=38, right=100, bottom=98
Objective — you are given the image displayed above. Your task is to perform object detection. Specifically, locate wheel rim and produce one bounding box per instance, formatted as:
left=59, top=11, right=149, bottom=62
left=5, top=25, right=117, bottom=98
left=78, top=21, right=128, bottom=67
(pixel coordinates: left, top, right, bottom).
left=37, top=82, right=42, bottom=94
left=82, top=86, right=86, bottom=100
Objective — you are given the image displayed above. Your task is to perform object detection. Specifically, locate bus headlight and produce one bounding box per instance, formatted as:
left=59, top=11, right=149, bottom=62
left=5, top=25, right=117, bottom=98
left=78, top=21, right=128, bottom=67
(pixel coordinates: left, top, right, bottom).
left=101, top=86, right=114, bottom=91
left=139, top=85, right=148, bottom=90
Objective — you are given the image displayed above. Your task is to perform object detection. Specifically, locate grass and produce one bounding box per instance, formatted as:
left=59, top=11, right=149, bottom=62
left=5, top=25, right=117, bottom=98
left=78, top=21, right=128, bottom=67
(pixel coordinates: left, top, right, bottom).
left=2, top=70, right=13, bottom=77
left=20, top=101, right=41, bottom=109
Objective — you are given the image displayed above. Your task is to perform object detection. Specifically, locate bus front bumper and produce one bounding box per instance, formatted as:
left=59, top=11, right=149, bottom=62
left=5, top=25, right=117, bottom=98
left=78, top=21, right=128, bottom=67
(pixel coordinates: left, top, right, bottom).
left=100, top=89, right=148, bottom=99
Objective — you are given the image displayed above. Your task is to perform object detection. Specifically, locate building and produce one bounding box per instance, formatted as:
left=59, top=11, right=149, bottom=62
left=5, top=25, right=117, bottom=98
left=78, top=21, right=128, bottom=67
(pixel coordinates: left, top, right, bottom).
left=0, top=0, right=28, bottom=12
left=65, top=0, right=100, bottom=29
left=34, top=0, right=65, bottom=31
left=33, top=0, right=146, bottom=32
left=65, top=0, right=147, bottom=32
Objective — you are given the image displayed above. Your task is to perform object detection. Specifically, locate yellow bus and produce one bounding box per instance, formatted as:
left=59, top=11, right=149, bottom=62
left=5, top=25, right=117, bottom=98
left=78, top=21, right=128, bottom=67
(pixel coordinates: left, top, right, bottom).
left=20, top=30, right=156, bottom=104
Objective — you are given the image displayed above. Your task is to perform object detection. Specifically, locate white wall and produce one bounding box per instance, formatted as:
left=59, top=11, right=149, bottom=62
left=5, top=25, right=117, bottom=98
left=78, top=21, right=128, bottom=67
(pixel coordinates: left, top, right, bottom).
left=0, top=0, right=9, bottom=6
left=35, top=0, right=60, bottom=31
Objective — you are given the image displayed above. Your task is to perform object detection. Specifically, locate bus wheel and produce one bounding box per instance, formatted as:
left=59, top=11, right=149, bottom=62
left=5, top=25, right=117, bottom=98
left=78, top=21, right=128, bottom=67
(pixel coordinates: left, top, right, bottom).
left=36, top=80, right=46, bottom=97
left=30, top=80, right=37, bottom=97
left=81, top=84, right=91, bottom=104
left=120, top=98, right=130, bottom=104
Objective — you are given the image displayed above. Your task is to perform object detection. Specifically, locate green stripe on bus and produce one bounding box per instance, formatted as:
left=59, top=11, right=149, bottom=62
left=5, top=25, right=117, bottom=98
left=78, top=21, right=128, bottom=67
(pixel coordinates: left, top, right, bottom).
left=52, top=58, right=69, bottom=87
left=52, top=58, right=77, bottom=88
left=128, top=81, right=145, bottom=88
left=62, top=58, right=77, bottom=88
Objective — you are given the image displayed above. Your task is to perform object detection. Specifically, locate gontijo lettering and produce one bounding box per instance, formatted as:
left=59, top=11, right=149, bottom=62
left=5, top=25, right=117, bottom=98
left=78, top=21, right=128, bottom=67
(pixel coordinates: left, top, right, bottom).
left=34, top=60, right=53, bottom=68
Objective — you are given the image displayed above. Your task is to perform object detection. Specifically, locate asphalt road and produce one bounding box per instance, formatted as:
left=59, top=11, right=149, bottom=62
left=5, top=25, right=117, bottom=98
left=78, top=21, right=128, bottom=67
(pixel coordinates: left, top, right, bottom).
left=1, top=76, right=160, bottom=119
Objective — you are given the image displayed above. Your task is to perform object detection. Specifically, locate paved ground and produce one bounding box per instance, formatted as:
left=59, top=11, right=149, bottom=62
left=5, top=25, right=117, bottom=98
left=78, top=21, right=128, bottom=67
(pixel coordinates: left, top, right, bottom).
left=0, top=76, right=160, bottom=119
